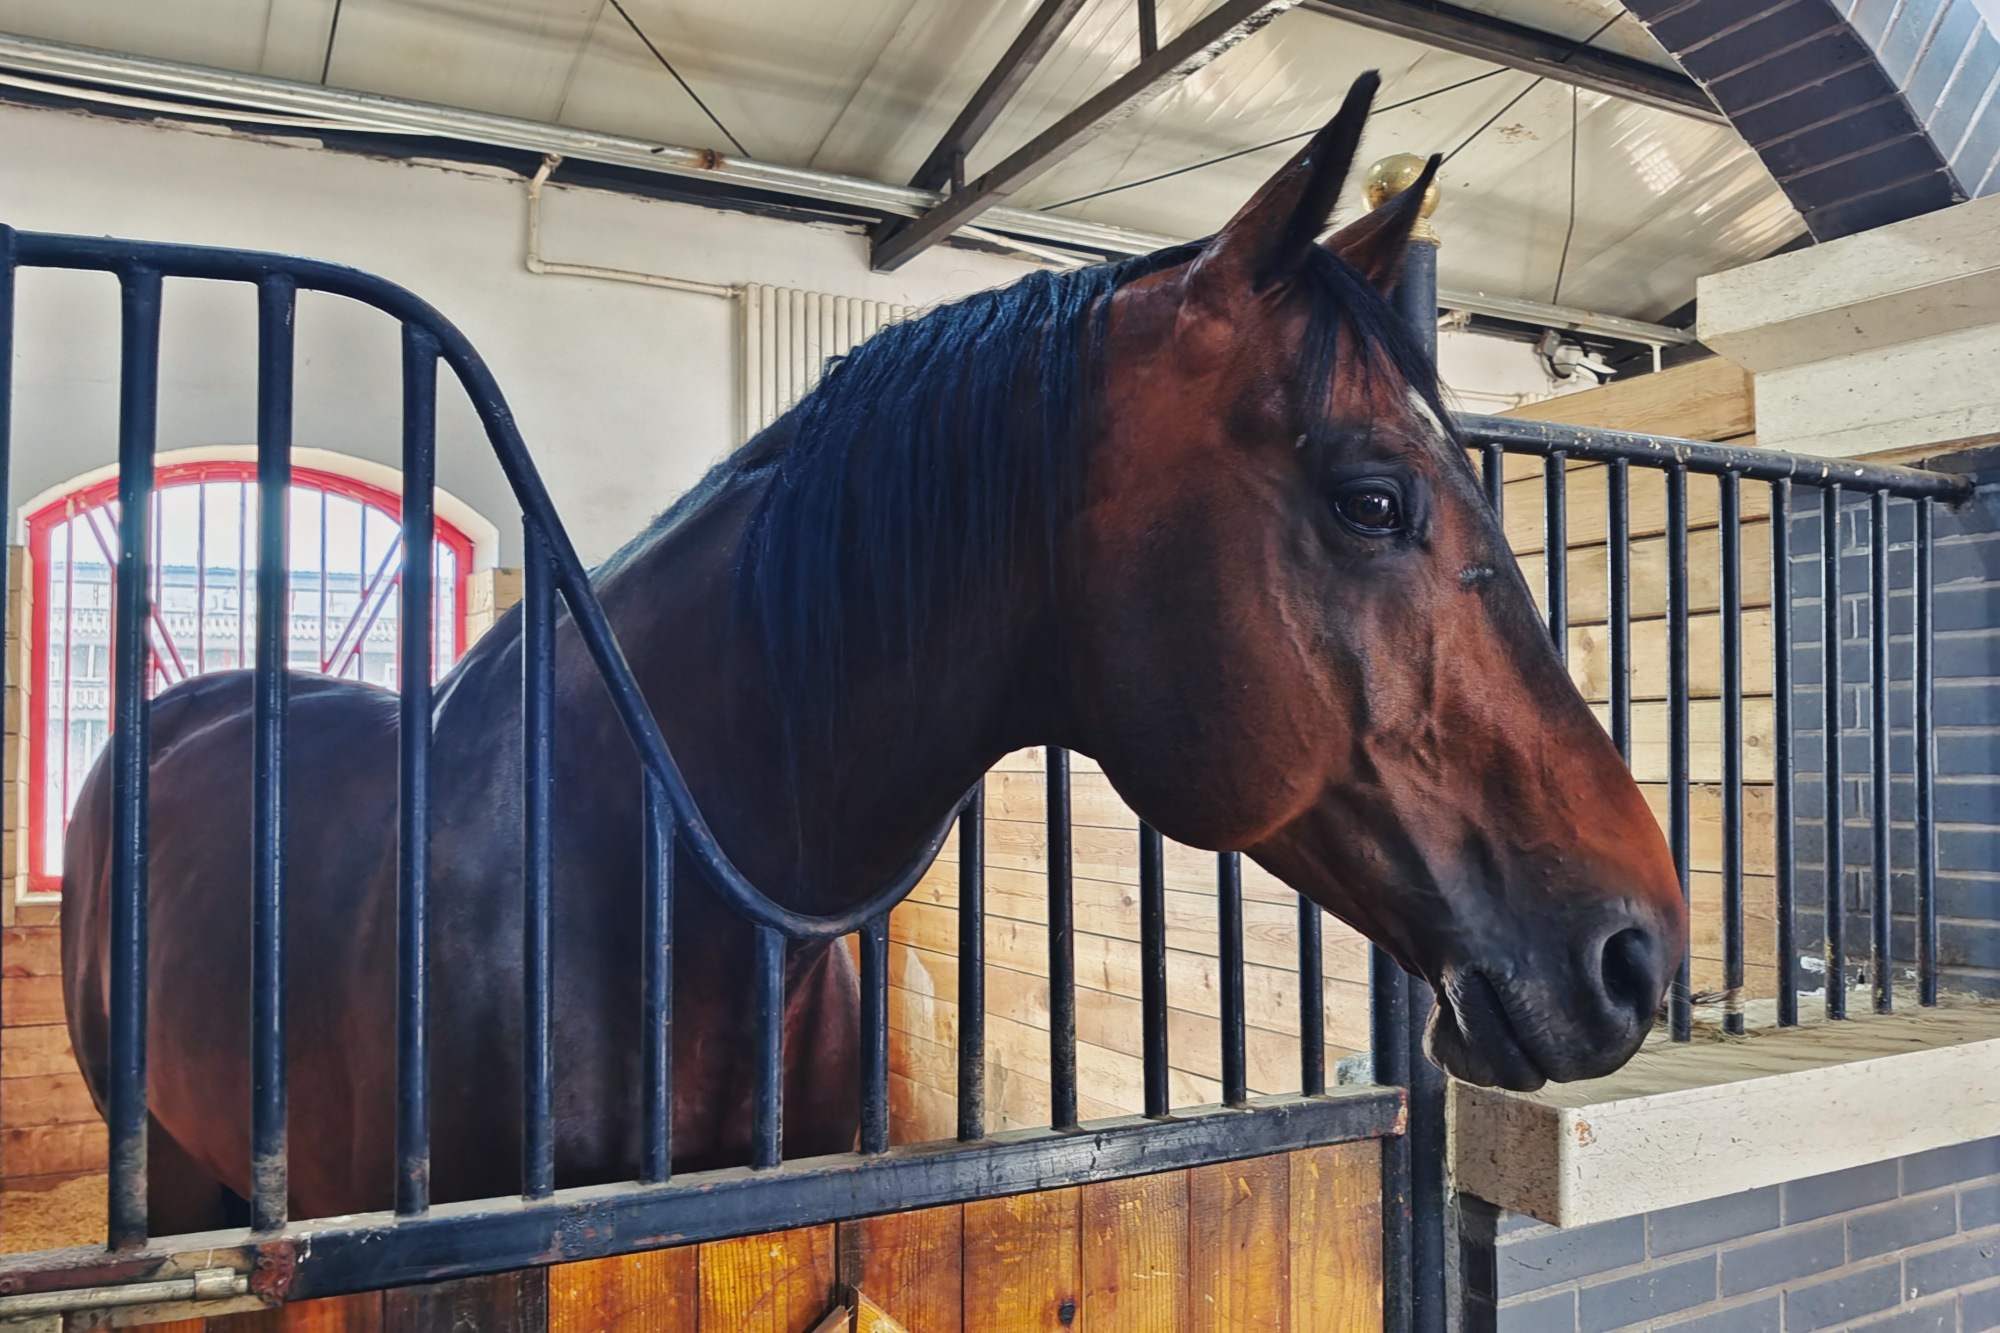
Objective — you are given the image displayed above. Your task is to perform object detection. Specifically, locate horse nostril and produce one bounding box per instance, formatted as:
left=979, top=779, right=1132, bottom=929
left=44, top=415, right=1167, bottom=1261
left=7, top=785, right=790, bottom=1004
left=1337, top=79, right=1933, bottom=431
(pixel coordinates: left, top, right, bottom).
left=1598, top=927, right=1658, bottom=1022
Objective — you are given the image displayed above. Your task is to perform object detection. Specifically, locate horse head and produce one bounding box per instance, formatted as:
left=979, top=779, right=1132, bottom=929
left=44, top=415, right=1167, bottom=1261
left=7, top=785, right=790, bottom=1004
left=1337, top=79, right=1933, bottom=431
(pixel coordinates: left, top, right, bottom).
left=1067, top=73, right=1685, bottom=1091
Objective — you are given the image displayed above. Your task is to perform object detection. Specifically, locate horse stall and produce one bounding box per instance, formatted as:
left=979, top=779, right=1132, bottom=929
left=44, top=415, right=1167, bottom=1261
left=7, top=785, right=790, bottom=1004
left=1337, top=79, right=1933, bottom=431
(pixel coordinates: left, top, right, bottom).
left=0, top=8, right=1997, bottom=1333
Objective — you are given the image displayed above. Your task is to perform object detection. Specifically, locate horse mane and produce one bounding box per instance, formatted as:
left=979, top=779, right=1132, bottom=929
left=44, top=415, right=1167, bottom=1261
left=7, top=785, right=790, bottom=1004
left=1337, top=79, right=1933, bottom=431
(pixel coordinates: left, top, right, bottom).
left=598, top=237, right=1448, bottom=755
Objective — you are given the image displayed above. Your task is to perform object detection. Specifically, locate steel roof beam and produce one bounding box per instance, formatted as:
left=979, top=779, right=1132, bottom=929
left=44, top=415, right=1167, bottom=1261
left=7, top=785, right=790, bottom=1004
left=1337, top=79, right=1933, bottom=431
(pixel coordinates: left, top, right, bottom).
left=907, top=0, right=1092, bottom=193
left=1301, top=0, right=1725, bottom=124
left=869, top=0, right=1299, bottom=272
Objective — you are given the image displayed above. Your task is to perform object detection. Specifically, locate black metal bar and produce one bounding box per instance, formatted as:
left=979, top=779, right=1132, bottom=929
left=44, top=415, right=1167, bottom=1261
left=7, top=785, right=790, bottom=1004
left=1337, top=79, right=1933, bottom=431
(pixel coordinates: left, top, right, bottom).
left=395, top=324, right=437, bottom=1217
left=1138, top=0, right=1159, bottom=55
left=1609, top=458, right=1631, bottom=762
left=108, top=265, right=161, bottom=1250
left=1482, top=442, right=1504, bottom=517
left=1217, top=852, right=1247, bottom=1108
left=1916, top=500, right=1936, bottom=1008
left=1140, top=822, right=1170, bottom=1118
left=859, top=917, right=889, bottom=1155
left=1298, top=897, right=1325, bottom=1096
left=1407, top=978, right=1446, bottom=1333
left=905, top=0, right=1090, bottom=192
left=1667, top=463, right=1691, bottom=1042
left=1721, top=472, right=1744, bottom=1036
left=113, top=1089, right=1396, bottom=1303
left=640, top=771, right=673, bottom=1183
left=1544, top=451, right=1567, bottom=657
left=1773, top=480, right=1797, bottom=1027
left=1460, top=415, right=1969, bottom=500
left=1869, top=489, right=1891, bottom=1014
left=957, top=783, right=986, bottom=1141
left=250, top=274, right=295, bottom=1233
left=521, top=516, right=555, bottom=1200
left=1373, top=944, right=1412, bottom=1333
left=1823, top=486, right=1847, bottom=1020
left=1045, top=749, right=1077, bottom=1131
left=752, top=925, right=784, bottom=1170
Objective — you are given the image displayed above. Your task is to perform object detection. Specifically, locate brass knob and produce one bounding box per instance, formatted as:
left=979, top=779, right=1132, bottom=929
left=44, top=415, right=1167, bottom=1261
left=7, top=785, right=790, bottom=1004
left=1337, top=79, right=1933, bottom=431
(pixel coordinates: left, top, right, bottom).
left=1362, top=153, right=1440, bottom=244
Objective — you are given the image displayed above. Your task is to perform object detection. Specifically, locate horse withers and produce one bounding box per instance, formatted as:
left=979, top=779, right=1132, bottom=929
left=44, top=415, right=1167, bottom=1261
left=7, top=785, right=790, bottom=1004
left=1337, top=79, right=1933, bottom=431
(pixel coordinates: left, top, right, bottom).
left=63, top=72, right=1684, bottom=1230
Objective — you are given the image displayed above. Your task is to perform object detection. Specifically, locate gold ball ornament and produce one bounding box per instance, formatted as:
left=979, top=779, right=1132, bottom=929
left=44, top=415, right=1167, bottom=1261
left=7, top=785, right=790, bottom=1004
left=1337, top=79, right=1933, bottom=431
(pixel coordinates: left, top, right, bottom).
left=1361, top=153, right=1440, bottom=244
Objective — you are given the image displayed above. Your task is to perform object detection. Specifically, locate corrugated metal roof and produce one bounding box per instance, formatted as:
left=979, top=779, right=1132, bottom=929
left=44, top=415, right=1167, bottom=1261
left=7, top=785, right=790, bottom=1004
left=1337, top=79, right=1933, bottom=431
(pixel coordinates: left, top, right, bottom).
left=0, top=0, right=1807, bottom=322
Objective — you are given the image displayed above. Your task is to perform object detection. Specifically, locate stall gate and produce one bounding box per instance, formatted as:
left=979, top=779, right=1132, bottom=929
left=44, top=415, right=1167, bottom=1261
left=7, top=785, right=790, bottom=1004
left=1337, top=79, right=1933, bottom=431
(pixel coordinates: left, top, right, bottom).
left=0, top=225, right=1972, bottom=1333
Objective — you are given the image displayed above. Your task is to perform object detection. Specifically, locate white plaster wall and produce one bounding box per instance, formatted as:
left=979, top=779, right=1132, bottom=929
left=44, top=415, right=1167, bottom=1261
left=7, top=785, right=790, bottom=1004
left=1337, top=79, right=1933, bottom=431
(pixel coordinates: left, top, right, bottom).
left=0, top=100, right=1038, bottom=565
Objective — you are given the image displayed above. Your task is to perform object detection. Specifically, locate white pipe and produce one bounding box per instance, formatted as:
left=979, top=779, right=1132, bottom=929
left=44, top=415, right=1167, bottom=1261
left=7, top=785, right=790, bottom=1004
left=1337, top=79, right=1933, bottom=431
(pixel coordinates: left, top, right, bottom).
left=0, top=30, right=1700, bottom=347
left=526, top=156, right=737, bottom=299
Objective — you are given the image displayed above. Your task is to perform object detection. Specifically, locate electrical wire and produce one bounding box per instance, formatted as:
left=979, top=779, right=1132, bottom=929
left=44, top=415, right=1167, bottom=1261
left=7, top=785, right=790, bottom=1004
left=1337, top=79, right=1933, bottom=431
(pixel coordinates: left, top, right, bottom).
left=1552, top=83, right=1579, bottom=305
left=605, top=0, right=748, bottom=158
left=1035, top=68, right=1508, bottom=212
left=319, top=0, right=344, bottom=85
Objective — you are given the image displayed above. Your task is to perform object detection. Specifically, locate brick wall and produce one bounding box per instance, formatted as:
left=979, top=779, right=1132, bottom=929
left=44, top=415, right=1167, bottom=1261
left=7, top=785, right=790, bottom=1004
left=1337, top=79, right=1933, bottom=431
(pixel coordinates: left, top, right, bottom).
left=1788, top=454, right=2000, bottom=1002
left=1462, top=1137, right=2000, bottom=1333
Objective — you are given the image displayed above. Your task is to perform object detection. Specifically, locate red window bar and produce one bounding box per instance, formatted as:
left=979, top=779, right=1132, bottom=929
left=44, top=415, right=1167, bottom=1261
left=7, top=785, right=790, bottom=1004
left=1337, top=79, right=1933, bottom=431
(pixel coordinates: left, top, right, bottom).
left=26, top=461, right=474, bottom=893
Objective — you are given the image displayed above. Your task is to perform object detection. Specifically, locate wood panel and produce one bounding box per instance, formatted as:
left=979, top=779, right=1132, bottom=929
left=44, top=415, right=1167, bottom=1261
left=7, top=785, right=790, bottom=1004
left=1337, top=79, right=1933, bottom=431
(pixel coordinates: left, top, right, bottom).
left=1502, top=463, right=1774, bottom=554
left=1190, top=1154, right=1292, bottom=1332
left=697, top=1224, right=837, bottom=1333
left=383, top=1270, right=547, bottom=1333
left=1496, top=357, right=1755, bottom=442
left=548, top=1247, right=697, bottom=1333
left=1290, top=1142, right=1381, bottom=1333
left=839, top=1204, right=964, bottom=1333
left=1081, top=1171, right=1190, bottom=1333
left=211, top=1293, right=384, bottom=1333
left=962, top=1187, right=1082, bottom=1331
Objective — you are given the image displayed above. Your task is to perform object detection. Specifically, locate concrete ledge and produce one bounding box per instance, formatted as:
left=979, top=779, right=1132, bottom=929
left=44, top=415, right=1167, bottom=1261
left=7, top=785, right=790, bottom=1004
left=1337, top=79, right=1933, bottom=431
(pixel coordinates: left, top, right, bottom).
left=1452, top=1002, right=2000, bottom=1228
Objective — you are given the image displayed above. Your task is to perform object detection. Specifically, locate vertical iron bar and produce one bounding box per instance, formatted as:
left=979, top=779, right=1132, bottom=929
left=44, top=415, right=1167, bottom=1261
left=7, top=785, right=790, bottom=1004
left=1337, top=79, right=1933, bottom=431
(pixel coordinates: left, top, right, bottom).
left=1609, top=459, right=1631, bottom=762
left=250, top=275, right=295, bottom=1232
left=1045, top=749, right=1077, bottom=1131
left=1916, top=500, right=1936, bottom=1007
left=395, top=324, right=437, bottom=1216
left=859, top=916, right=889, bottom=1154
left=1721, top=472, right=1744, bottom=1036
left=1544, top=451, right=1568, bottom=658
left=1773, top=480, right=1797, bottom=1027
left=640, top=770, right=673, bottom=1182
left=1298, top=898, right=1325, bottom=1095
left=1407, top=981, right=1446, bottom=1333
left=1139, top=822, right=1169, bottom=1117
left=1137, top=0, right=1158, bottom=56
left=521, top=516, right=555, bottom=1199
left=1869, top=489, right=1891, bottom=1014
left=1482, top=443, right=1504, bottom=518
left=1373, top=945, right=1412, bottom=1333
left=752, top=924, right=784, bottom=1169
left=1667, top=463, right=1691, bottom=1042
left=1822, top=486, right=1847, bottom=1020
left=1217, top=852, right=1247, bottom=1108
left=957, top=782, right=986, bottom=1141
left=108, top=266, right=161, bottom=1249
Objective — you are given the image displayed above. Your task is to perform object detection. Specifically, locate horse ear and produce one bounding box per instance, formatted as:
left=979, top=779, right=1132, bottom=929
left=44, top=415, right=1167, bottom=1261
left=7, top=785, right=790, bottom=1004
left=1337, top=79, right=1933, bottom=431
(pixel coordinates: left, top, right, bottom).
left=1187, top=71, right=1380, bottom=304
left=1323, top=153, right=1441, bottom=293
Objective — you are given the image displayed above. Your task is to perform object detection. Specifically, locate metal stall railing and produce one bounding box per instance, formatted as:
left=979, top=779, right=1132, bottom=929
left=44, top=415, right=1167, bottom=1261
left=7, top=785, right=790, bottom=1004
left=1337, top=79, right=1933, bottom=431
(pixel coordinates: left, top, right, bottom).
left=0, top=227, right=1402, bottom=1316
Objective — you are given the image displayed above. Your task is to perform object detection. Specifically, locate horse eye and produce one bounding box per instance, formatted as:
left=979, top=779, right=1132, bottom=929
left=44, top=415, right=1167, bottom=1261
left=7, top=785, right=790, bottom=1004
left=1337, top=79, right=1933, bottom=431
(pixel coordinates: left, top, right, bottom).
left=1334, top=485, right=1403, bottom=535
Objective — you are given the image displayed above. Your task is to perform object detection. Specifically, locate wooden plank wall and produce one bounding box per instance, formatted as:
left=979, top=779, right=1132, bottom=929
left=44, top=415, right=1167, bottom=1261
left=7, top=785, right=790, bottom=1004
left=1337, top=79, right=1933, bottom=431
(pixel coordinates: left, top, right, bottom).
left=1499, top=358, right=1775, bottom=1001
left=87, top=1142, right=1381, bottom=1332
left=887, top=750, right=1374, bottom=1141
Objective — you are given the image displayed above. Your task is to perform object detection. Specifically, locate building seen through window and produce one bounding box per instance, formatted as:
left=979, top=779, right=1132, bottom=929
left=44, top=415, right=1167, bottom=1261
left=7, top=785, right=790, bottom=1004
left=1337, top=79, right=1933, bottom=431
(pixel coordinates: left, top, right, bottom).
left=28, top=462, right=472, bottom=889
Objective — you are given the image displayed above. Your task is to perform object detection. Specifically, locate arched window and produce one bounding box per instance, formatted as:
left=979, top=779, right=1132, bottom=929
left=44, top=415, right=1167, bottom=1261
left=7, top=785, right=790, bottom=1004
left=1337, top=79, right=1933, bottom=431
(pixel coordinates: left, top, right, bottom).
left=27, top=461, right=474, bottom=891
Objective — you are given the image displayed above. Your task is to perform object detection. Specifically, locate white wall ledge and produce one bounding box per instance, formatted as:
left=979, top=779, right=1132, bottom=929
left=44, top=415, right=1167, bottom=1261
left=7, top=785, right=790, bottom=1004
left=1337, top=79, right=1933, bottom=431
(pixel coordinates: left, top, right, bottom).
left=1452, top=1001, right=2000, bottom=1228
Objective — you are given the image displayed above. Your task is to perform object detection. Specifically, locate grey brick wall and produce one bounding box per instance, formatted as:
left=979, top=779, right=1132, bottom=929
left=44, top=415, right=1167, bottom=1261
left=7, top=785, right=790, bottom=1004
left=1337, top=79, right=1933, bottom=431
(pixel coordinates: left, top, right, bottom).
left=1460, top=1137, right=2000, bottom=1333
left=1788, top=450, right=2000, bottom=1002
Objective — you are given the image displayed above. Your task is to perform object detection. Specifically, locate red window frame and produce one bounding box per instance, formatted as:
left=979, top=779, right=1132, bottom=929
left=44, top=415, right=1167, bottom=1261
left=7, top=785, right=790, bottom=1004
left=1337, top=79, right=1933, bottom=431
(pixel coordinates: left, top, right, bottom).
left=25, top=460, right=474, bottom=893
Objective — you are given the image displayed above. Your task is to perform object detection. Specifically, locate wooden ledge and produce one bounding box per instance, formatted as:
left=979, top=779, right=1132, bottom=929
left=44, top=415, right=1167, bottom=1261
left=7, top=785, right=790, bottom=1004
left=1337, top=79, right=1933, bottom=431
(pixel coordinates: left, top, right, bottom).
left=1451, top=999, right=2000, bottom=1228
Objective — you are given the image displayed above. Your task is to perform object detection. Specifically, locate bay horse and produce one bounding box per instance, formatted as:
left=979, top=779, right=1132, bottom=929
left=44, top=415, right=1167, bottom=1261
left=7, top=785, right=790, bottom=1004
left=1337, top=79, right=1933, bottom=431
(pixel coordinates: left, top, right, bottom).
left=64, top=73, right=1685, bottom=1232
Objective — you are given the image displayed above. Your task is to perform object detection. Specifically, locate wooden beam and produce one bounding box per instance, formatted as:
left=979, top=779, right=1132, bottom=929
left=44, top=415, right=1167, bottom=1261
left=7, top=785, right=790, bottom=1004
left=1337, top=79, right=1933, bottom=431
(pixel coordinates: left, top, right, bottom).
left=871, top=0, right=1299, bottom=272
left=907, top=0, right=1093, bottom=193
left=1301, top=0, right=1725, bottom=124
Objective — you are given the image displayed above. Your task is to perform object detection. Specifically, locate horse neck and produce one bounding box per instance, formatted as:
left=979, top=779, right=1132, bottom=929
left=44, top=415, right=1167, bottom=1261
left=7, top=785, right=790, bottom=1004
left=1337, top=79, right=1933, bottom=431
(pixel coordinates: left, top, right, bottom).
left=595, top=466, right=1062, bottom=913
